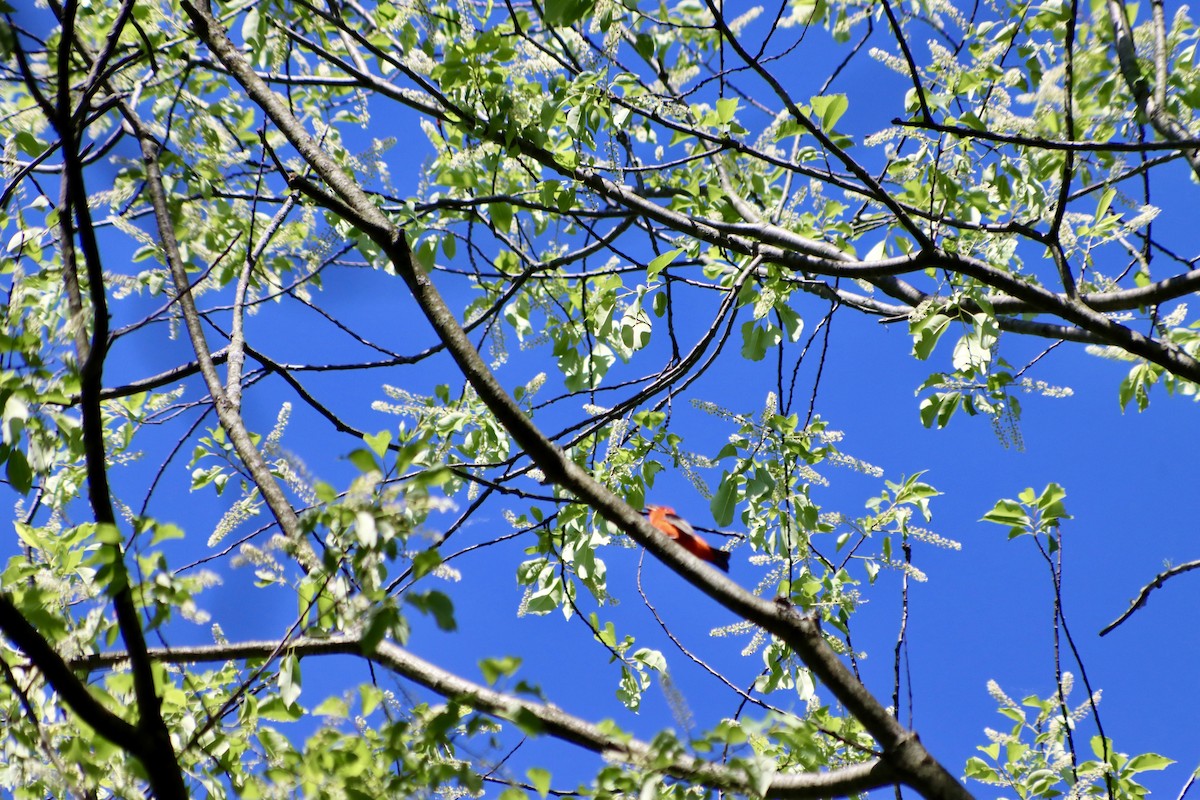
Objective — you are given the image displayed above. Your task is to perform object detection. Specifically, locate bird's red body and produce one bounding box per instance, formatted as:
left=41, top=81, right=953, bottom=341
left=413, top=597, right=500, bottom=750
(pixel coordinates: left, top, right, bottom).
left=645, top=505, right=731, bottom=572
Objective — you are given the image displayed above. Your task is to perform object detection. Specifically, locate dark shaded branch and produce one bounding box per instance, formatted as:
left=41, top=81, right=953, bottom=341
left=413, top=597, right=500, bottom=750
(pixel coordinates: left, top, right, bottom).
left=892, top=117, right=1200, bottom=153
left=95, top=349, right=230, bottom=401
left=879, top=0, right=932, bottom=123
left=1100, top=560, right=1200, bottom=637
left=1048, top=0, right=1080, bottom=298
left=0, top=594, right=141, bottom=753
left=43, top=1, right=188, bottom=795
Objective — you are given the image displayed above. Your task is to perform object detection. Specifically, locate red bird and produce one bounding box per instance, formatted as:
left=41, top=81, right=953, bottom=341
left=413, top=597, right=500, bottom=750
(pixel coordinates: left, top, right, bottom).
left=645, top=505, right=731, bottom=572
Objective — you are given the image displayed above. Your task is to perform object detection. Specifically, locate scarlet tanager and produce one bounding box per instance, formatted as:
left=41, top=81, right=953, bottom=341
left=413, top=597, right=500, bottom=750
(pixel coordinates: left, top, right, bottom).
left=644, top=505, right=731, bottom=572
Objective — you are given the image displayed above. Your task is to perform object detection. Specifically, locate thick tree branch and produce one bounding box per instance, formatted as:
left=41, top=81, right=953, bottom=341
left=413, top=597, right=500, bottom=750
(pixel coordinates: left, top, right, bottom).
left=1105, top=0, right=1200, bottom=178
left=0, top=594, right=142, bottom=754
left=990, top=268, right=1200, bottom=314
left=132, top=127, right=318, bottom=572
left=39, top=2, right=189, bottom=795
left=73, top=636, right=898, bottom=798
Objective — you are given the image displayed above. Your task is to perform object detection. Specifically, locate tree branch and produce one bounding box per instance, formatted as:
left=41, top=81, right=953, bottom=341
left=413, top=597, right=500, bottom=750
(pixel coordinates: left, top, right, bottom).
left=1099, top=559, right=1200, bottom=637
left=73, top=636, right=899, bottom=798
left=0, top=593, right=142, bottom=754
left=44, top=3, right=188, bottom=794
left=1105, top=0, right=1200, bottom=178
left=130, top=120, right=318, bottom=572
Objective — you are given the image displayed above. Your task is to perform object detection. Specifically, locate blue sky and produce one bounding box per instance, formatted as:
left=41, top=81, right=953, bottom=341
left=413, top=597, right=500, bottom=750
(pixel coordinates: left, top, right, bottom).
left=102, top=254, right=1200, bottom=793
left=5, top=0, right=1200, bottom=795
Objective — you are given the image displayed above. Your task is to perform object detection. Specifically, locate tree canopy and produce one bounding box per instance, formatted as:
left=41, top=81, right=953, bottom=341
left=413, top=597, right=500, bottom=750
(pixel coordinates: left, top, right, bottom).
left=0, top=0, right=1197, bottom=797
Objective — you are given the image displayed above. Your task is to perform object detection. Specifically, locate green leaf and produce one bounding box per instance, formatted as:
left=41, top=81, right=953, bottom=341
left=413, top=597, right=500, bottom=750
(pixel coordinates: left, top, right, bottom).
left=527, top=767, right=551, bottom=799
left=735, top=752, right=778, bottom=798
left=407, top=590, right=457, bottom=631
left=740, top=320, right=781, bottom=361
left=314, top=481, right=337, bottom=503
left=95, top=522, right=122, bottom=545
left=710, top=476, right=738, bottom=526
left=542, top=0, right=594, bottom=26
left=647, top=247, right=683, bottom=281
left=489, top=202, right=513, bottom=233
left=240, top=8, right=262, bottom=50
left=652, top=291, right=667, bottom=317
left=1035, top=483, right=1067, bottom=514
left=716, top=97, right=738, bottom=124
left=313, top=696, right=349, bottom=717
left=411, top=548, right=443, bottom=579
left=1126, top=753, right=1174, bottom=773
left=1094, top=186, right=1116, bottom=222
left=258, top=696, right=305, bottom=722
left=811, top=93, right=849, bottom=130
left=5, top=448, right=31, bottom=494
left=150, top=523, right=185, bottom=545
left=346, top=448, right=380, bottom=474
left=14, top=131, right=44, bottom=157
left=911, top=312, right=951, bottom=360
left=918, top=391, right=962, bottom=429
left=360, top=684, right=384, bottom=716
left=416, top=239, right=437, bottom=271
left=1090, top=735, right=1113, bottom=760
left=363, top=429, right=392, bottom=457
left=480, top=656, right=522, bottom=684
left=361, top=603, right=400, bottom=653
left=277, top=654, right=302, bottom=708
left=981, top=499, right=1030, bottom=530
left=777, top=303, right=804, bottom=342
left=510, top=706, right=544, bottom=735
